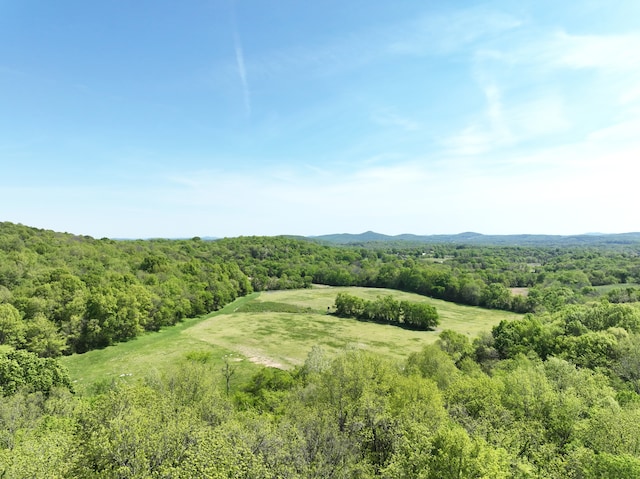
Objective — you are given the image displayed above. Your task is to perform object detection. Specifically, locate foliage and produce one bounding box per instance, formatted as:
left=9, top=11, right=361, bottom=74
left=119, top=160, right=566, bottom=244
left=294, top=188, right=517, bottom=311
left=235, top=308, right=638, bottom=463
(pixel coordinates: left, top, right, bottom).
left=234, top=301, right=315, bottom=314
left=1, top=338, right=640, bottom=477
left=4, top=221, right=640, bottom=359
left=3, top=221, right=640, bottom=475
left=334, top=292, right=439, bottom=330
left=0, top=348, right=72, bottom=396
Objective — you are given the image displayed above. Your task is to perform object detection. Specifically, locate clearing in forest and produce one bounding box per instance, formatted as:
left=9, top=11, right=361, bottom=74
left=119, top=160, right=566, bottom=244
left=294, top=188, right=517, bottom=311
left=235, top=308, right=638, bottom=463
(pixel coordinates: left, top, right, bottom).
left=62, top=286, right=520, bottom=391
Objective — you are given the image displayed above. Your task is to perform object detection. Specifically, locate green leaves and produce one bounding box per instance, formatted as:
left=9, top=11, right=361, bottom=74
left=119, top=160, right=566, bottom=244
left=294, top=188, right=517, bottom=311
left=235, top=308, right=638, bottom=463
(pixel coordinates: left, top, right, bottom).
left=334, top=293, right=439, bottom=330
left=1, top=343, right=640, bottom=478
left=0, top=349, right=72, bottom=397
left=74, top=383, right=201, bottom=478
left=0, top=304, right=25, bottom=349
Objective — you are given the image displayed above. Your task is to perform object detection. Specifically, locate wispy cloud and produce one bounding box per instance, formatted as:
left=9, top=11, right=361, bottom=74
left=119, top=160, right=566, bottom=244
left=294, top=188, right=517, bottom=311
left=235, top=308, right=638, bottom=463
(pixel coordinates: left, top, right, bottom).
left=500, top=29, right=640, bottom=105
left=619, top=85, right=640, bottom=105
left=371, top=110, right=421, bottom=131
left=443, top=125, right=500, bottom=157
left=234, top=34, right=251, bottom=116
left=443, top=84, right=513, bottom=156
left=484, top=84, right=511, bottom=143
left=386, top=8, right=521, bottom=56
left=544, top=31, right=640, bottom=71
left=156, top=128, right=639, bottom=236
left=443, top=91, right=571, bottom=156
left=542, top=31, right=640, bottom=110
left=231, top=4, right=251, bottom=116
left=8, top=126, right=638, bottom=238
left=587, top=114, right=640, bottom=143
left=245, top=6, right=522, bottom=80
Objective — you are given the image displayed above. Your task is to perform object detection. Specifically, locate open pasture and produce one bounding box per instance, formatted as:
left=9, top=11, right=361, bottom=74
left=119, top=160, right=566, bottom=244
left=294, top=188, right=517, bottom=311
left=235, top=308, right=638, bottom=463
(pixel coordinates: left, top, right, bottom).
left=62, top=286, right=520, bottom=391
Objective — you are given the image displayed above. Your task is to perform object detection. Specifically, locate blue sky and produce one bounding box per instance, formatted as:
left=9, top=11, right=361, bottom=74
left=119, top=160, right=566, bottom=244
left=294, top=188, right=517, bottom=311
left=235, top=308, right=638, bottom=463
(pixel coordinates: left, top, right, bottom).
left=2, top=1, right=640, bottom=238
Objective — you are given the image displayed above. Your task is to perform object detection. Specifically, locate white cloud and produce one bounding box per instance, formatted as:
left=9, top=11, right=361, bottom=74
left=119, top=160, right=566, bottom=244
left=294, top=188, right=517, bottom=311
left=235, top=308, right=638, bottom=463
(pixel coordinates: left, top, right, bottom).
left=443, top=68, right=570, bottom=156
left=8, top=2, right=640, bottom=238
left=235, top=45, right=250, bottom=114
left=546, top=31, right=640, bottom=70
left=502, top=29, right=640, bottom=109
left=507, top=95, right=571, bottom=138
left=443, top=84, right=513, bottom=156
left=619, top=84, right=640, bottom=105
left=387, top=8, right=521, bottom=56
left=371, top=110, right=421, bottom=131
left=587, top=113, right=640, bottom=143
left=233, top=32, right=251, bottom=116
left=5, top=129, right=639, bottom=238
left=443, top=125, right=501, bottom=156
left=246, top=6, right=522, bottom=80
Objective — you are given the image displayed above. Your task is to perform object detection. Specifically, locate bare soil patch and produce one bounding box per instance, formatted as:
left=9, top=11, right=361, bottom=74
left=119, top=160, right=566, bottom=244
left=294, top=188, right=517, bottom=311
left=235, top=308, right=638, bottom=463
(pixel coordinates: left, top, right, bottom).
left=235, top=346, right=286, bottom=369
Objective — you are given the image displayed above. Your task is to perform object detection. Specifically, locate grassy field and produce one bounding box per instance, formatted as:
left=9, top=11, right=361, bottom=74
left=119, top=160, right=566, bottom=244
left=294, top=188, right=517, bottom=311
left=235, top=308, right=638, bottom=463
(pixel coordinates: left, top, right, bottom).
left=62, top=286, right=521, bottom=392
left=592, top=283, right=640, bottom=294
left=60, top=294, right=263, bottom=393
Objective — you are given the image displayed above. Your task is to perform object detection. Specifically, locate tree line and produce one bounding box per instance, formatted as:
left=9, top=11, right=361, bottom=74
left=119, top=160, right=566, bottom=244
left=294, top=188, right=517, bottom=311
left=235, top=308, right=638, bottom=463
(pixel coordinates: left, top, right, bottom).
left=334, top=292, right=439, bottom=330
left=2, top=313, right=640, bottom=477
left=3, top=221, right=640, bottom=358
left=3, top=223, right=640, bottom=475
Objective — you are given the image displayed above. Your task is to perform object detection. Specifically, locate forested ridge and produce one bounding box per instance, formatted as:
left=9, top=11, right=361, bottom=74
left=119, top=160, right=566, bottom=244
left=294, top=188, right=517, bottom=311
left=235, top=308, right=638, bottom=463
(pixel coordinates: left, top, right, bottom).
left=313, top=230, right=640, bottom=247
left=2, top=221, right=640, bottom=477
left=3, top=221, right=640, bottom=358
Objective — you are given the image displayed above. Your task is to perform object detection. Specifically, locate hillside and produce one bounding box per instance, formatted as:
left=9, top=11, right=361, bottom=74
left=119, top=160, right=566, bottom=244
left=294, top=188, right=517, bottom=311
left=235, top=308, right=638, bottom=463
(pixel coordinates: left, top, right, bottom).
left=3, top=221, right=640, bottom=477
left=311, top=230, right=640, bottom=247
left=3, top=220, right=640, bottom=359
left=61, top=286, right=520, bottom=390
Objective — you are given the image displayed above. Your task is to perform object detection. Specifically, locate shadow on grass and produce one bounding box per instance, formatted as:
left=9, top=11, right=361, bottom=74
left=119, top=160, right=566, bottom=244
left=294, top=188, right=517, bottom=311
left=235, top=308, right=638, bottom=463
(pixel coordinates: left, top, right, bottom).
left=329, top=313, right=438, bottom=332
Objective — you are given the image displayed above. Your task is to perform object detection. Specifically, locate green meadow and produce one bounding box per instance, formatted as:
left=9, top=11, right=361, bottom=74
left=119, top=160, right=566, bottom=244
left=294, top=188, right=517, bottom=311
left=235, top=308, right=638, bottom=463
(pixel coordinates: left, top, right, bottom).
left=62, top=286, right=520, bottom=392
left=593, top=283, right=640, bottom=294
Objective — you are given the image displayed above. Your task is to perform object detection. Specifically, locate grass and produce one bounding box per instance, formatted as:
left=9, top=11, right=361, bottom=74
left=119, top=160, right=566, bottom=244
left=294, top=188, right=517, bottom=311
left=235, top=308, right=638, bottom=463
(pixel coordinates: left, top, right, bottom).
left=258, top=286, right=519, bottom=336
left=60, top=293, right=263, bottom=394
left=234, top=301, right=315, bottom=314
left=592, top=283, right=640, bottom=294
left=61, top=287, right=521, bottom=393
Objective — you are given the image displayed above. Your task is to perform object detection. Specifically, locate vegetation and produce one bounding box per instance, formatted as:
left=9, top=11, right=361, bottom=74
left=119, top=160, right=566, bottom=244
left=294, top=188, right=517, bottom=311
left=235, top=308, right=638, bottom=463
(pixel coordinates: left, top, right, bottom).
left=62, top=287, right=518, bottom=390
left=3, top=321, right=640, bottom=477
left=3, top=221, right=640, bottom=359
left=2, top=221, right=640, bottom=477
left=0, top=348, right=72, bottom=396
left=334, top=292, right=439, bottom=329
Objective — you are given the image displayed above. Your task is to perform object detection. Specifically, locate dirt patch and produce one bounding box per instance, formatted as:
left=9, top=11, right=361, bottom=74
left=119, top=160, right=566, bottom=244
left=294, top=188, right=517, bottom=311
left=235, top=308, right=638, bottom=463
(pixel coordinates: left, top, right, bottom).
left=235, top=346, right=285, bottom=369
left=510, top=287, right=529, bottom=296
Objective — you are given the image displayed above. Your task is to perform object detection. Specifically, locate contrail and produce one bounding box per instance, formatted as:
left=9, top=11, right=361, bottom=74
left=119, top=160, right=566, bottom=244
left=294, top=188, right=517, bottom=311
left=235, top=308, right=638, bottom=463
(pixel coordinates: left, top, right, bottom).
left=234, top=32, right=251, bottom=116
left=231, top=2, right=251, bottom=116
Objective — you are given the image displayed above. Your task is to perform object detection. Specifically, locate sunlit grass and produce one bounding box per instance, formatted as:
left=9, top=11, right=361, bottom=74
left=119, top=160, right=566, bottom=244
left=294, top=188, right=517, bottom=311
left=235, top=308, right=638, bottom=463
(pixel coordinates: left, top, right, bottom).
left=62, top=287, right=520, bottom=393
left=60, top=294, right=262, bottom=393
left=592, top=283, right=640, bottom=294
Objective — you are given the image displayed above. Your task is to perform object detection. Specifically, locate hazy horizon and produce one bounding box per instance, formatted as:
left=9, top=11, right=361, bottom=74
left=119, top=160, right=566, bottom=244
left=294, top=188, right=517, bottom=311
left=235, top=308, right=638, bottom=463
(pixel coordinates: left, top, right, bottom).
left=2, top=1, right=639, bottom=238
left=5, top=220, right=639, bottom=241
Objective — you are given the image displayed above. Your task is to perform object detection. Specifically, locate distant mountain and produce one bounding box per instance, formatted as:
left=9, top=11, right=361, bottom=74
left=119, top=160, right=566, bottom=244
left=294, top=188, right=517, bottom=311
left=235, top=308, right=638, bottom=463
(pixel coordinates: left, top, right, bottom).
left=310, top=231, right=392, bottom=243
left=309, top=231, right=640, bottom=247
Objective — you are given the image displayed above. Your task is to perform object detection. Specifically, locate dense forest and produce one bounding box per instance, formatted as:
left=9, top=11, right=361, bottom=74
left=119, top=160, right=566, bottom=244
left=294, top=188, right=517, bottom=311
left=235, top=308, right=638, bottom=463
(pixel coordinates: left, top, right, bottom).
left=2, top=221, right=640, bottom=477
left=2, top=221, right=640, bottom=357
left=334, top=292, right=439, bottom=330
